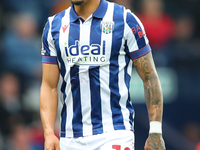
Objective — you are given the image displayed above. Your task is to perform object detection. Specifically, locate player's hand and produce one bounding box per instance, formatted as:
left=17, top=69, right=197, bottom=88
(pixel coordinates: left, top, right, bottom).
left=144, top=133, right=166, bottom=150
left=44, top=133, right=60, bottom=150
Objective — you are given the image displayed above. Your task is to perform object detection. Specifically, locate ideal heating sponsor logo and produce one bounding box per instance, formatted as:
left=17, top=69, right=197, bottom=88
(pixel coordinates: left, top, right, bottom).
left=65, top=40, right=106, bottom=66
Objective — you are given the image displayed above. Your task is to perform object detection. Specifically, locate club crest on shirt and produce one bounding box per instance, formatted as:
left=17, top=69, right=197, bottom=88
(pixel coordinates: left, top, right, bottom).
left=100, top=21, right=115, bottom=34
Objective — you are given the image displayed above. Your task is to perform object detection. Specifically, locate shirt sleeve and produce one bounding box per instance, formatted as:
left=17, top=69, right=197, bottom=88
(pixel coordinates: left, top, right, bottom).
left=41, top=17, right=58, bottom=64
left=125, top=10, right=151, bottom=60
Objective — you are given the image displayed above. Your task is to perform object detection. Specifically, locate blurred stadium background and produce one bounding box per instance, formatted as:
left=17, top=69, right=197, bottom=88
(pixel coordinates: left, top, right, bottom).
left=0, top=0, right=200, bottom=150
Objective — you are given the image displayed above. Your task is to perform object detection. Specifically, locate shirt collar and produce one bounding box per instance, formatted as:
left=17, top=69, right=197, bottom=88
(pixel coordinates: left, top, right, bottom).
left=70, top=0, right=108, bottom=22
left=93, top=0, right=108, bottom=19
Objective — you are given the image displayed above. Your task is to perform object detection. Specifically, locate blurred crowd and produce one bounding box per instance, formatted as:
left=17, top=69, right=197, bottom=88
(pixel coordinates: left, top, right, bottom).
left=0, top=0, right=200, bottom=150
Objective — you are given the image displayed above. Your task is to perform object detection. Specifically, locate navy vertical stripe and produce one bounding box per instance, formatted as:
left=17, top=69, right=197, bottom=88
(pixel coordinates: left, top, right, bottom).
left=42, top=20, right=50, bottom=56
left=124, top=41, right=134, bottom=129
left=89, top=18, right=103, bottom=134
left=69, top=13, right=83, bottom=137
left=70, top=65, right=82, bottom=137
left=126, top=12, right=146, bottom=49
left=51, top=10, right=67, bottom=137
left=110, top=4, right=125, bottom=130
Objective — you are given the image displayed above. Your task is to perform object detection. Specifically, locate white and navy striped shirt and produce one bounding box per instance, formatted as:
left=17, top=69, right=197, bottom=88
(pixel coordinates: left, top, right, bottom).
left=42, top=0, right=151, bottom=138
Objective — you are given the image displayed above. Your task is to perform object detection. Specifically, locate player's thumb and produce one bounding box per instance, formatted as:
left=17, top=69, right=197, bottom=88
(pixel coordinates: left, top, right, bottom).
left=144, top=140, right=149, bottom=150
left=55, top=142, right=61, bottom=150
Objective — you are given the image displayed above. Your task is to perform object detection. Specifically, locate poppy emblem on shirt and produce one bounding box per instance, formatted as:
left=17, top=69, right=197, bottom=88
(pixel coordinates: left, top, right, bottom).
left=100, top=21, right=115, bottom=34
left=62, top=25, right=69, bottom=33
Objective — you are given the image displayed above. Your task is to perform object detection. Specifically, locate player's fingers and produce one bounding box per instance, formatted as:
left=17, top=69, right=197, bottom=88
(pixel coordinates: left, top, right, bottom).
left=144, top=147, right=148, bottom=150
left=56, top=147, right=61, bottom=150
left=55, top=143, right=61, bottom=150
left=144, top=142, right=148, bottom=150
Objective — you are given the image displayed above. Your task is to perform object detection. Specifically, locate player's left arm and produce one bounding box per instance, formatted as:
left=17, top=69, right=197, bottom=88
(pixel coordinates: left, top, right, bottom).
left=132, top=52, right=166, bottom=150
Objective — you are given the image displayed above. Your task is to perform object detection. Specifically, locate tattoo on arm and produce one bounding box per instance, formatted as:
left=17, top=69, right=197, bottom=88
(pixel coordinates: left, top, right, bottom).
left=147, top=133, right=166, bottom=150
left=133, top=52, right=163, bottom=122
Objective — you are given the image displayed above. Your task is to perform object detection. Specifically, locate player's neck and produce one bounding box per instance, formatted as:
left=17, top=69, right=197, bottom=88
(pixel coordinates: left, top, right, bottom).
left=74, top=0, right=100, bottom=20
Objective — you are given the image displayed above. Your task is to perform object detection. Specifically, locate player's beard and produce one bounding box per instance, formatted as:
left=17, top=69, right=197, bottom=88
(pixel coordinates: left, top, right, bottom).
left=71, top=0, right=84, bottom=5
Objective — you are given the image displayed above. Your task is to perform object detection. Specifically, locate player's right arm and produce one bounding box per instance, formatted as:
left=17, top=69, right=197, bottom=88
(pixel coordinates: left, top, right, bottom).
left=40, top=63, right=60, bottom=150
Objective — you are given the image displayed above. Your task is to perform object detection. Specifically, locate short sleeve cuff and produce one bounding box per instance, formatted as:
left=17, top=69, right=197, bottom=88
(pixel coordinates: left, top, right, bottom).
left=129, top=44, right=151, bottom=60
left=42, top=56, right=58, bottom=64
